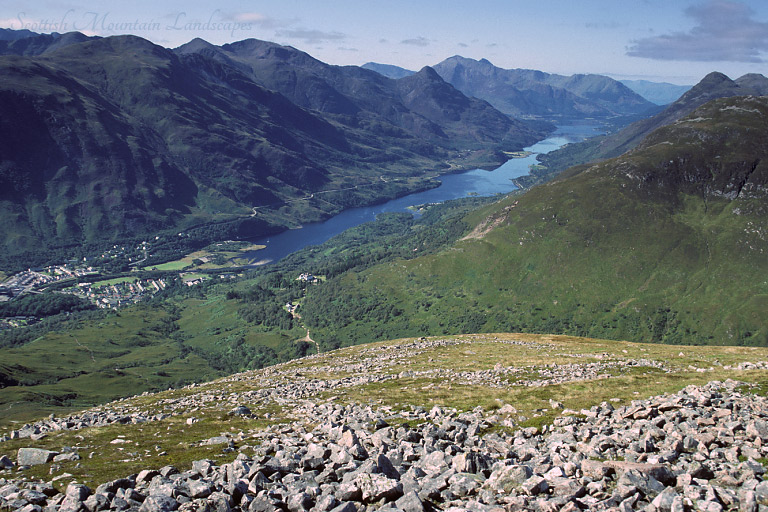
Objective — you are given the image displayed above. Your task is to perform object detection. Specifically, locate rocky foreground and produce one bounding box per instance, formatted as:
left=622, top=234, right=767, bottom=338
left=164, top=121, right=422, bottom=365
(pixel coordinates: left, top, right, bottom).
left=2, top=336, right=768, bottom=512
left=1, top=378, right=767, bottom=512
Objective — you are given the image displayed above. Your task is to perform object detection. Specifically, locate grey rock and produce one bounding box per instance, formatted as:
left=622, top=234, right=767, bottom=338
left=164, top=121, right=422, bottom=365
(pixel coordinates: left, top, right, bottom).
left=65, top=484, right=91, bottom=502
left=336, top=482, right=362, bottom=502
left=20, top=490, right=48, bottom=506
left=202, top=437, right=230, bottom=447
left=739, top=490, right=757, bottom=512
left=137, top=470, right=161, bottom=485
left=376, top=454, right=400, bottom=481
left=485, top=465, right=532, bottom=493
left=755, top=480, right=768, bottom=502
left=229, top=406, right=252, bottom=417
left=651, top=487, right=679, bottom=512
left=0, top=455, right=15, bottom=469
left=286, top=492, right=312, bottom=512
left=551, top=478, right=585, bottom=500
left=53, top=452, right=80, bottom=463
left=247, top=496, right=282, bottom=512
left=520, top=475, right=548, bottom=496
left=355, top=473, right=403, bottom=503
left=313, top=495, right=339, bottom=512
left=83, top=494, right=110, bottom=512
left=139, top=496, right=179, bottom=512
left=617, top=469, right=665, bottom=498
left=394, top=492, right=424, bottom=512
left=451, top=452, right=491, bottom=475
left=187, top=481, right=213, bottom=500
left=420, top=451, right=448, bottom=475
left=16, top=448, right=59, bottom=466
left=328, top=503, right=357, bottom=512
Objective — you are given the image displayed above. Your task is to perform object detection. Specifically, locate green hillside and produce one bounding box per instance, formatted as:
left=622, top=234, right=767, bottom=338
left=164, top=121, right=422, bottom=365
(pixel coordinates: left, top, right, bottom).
left=297, top=95, right=768, bottom=348
left=537, top=72, right=768, bottom=178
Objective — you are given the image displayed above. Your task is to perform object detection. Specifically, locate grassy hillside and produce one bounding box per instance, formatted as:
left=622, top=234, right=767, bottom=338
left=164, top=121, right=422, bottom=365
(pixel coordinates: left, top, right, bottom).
left=0, top=300, right=298, bottom=423
left=296, top=95, right=768, bottom=348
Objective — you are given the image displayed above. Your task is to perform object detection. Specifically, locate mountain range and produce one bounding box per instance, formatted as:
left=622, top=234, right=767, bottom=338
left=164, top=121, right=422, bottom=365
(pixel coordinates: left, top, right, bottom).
left=0, top=31, right=548, bottom=265
left=2, top=34, right=768, bottom=421
left=365, top=57, right=659, bottom=121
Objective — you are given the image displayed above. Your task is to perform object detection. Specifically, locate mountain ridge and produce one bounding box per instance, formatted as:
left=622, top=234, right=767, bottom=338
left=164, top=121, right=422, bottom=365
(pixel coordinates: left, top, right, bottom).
left=431, top=55, right=658, bottom=121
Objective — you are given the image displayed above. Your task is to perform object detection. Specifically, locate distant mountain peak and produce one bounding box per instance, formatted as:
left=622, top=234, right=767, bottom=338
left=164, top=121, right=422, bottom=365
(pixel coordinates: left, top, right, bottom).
left=700, top=71, right=732, bottom=82
left=174, top=37, right=216, bottom=54
left=415, top=65, right=442, bottom=81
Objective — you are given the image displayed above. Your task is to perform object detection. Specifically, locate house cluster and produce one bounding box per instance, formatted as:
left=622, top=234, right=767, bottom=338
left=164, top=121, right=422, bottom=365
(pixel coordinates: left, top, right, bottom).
left=0, top=265, right=98, bottom=300
left=98, top=241, right=150, bottom=265
left=74, top=278, right=169, bottom=308
left=0, top=316, right=36, bottom=330
left=296, top=272, right=320, bottom=284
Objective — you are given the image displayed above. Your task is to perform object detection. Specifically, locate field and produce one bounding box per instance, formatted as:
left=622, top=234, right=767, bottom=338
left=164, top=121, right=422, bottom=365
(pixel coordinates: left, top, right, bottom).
left=144, top=244, right=265, bottom=271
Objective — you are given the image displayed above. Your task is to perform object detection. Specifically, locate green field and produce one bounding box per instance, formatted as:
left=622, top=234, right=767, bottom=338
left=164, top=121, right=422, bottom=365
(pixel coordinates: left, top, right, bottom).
left=296, top=97, right=768, bottom=349
left=90, top=276, right=142, bottom=288
left=145, top=244, right=265, bottom=271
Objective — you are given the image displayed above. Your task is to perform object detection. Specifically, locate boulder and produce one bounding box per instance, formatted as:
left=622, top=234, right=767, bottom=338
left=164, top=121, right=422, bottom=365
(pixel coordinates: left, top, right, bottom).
left=17, top=448, right=59, bottom=466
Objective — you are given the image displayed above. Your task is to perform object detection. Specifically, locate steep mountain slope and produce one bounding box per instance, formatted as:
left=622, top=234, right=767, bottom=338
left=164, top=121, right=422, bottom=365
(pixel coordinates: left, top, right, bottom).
left=299, top=95, right=768, bottom=347
left=540, top=72, right=768, bottom=175
left=0, top=34, right=547, bottom=264
left=0, top=51, right=198, bottom=252
left=432, top=55, right=656, bottom=120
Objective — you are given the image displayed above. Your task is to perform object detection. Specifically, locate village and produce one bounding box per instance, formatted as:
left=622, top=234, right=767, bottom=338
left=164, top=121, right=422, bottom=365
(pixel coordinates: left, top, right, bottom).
left=0, top=237, right=222, bottom=331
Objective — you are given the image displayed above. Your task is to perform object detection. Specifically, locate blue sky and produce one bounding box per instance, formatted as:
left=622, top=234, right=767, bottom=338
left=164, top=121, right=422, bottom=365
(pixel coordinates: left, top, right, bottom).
left=3, top=0, right=768, bottom=85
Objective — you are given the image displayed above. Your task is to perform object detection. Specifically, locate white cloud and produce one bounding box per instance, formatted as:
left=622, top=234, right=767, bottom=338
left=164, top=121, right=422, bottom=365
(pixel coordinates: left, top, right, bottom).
left=229, top=12, right=296, bottom=30
left=276, top=28, right=345, bottom=44
left=627, top=0, right=768, bottom=62
left=400, top=36, right=430, bottom=47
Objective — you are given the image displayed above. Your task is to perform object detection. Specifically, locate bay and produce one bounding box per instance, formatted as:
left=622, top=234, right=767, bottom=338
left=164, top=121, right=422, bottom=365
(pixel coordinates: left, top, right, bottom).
left=245, top=123, right=602, bottom=265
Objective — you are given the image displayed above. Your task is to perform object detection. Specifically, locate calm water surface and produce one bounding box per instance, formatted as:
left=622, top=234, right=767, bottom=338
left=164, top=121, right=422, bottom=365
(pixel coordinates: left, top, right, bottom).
left=245, top=123, right=603, bottom=265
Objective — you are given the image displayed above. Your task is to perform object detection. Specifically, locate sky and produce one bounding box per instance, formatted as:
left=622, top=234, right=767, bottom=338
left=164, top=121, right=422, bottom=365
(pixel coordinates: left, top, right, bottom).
left=3, top=0, right=768, bottom=85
